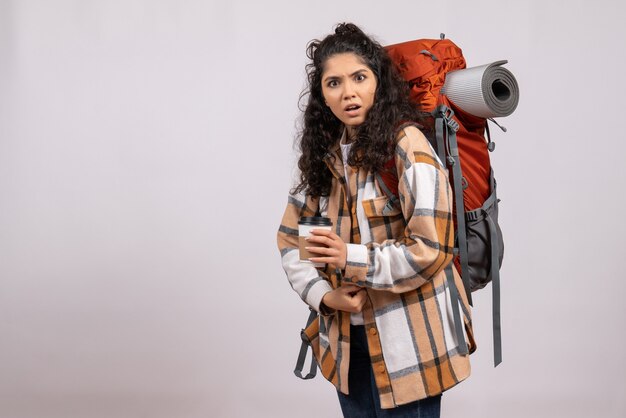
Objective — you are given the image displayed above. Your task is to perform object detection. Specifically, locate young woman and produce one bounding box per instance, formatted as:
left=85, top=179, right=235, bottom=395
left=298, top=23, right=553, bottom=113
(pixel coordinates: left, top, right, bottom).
left=277, top=23, right=475, bottom=417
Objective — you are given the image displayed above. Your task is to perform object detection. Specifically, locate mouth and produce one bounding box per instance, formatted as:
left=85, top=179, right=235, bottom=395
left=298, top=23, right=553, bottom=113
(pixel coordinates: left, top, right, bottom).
left=344, top=104, right=362, bottom=116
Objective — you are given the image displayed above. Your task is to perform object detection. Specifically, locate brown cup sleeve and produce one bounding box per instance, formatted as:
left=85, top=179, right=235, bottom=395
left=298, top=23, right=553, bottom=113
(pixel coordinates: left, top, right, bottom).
left=298, top=236, right=327, bottom=260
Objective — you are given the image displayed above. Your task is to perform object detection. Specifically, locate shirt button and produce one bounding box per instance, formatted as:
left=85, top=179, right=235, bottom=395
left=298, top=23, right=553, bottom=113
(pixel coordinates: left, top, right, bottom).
left=378, top=364, right=386, bottom=373
left=369, top=327, right=378, bottom=336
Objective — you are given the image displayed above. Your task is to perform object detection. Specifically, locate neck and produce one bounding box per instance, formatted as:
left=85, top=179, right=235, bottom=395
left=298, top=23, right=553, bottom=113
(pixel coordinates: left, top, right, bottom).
left=345, top=126, right=358, bottom=143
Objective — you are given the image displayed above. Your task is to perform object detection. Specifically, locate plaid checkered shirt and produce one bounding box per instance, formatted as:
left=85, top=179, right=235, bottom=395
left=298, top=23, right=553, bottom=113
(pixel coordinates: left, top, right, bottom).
left=277, top=125, right=475, bottom=409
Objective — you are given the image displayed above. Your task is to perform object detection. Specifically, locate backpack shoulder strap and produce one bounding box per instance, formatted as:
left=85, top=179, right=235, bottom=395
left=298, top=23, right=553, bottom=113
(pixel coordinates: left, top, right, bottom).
left=375, top=122, right=423, bottom=212
left=293, top=309, right=319, bottom=380
left=376, top=168, right=400, bottom=215
left=435, top=105, right=473, bottom=307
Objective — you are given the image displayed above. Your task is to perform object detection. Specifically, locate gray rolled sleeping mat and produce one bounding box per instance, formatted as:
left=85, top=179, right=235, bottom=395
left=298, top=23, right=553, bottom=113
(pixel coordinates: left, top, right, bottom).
left=442, top=60, right=519, bottom=118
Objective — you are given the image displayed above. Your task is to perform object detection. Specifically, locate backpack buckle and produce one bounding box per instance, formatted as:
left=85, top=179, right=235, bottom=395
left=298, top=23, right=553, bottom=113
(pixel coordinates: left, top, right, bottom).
left=465, top=208, right=483, bottom=222
left=446, top=117, right=459, bottom=132
left=383, top=200, right=396, bottom=215
left=438, top=105, right=459, bottom=132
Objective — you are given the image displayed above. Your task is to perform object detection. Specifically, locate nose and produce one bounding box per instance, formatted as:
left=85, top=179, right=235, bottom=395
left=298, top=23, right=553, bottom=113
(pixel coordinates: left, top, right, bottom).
left=342, top=81, right=356, bottom=99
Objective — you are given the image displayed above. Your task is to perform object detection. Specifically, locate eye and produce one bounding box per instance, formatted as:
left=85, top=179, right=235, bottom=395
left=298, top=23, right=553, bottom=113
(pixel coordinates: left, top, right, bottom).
left=327, top=79, right=339, bottom=88
left=355, top=73, right=366, bottom=82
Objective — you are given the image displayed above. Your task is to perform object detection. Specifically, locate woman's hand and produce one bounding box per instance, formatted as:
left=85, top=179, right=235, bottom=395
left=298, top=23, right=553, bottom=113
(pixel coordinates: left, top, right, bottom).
left=321, top=284, right=367, bottom=313
left=306, top=229, right=347, bottom=270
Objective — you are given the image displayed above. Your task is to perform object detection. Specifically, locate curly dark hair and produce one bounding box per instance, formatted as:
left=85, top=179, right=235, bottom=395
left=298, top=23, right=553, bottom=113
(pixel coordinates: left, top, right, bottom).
left=292, top=23, right=421, bottom=198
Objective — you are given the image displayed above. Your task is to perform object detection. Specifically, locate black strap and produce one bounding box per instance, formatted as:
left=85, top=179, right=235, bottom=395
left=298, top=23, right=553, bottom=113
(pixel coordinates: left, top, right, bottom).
left=293, top=309, right=319, bottom=379
left=437, top=105, right=472, bottom=306
left=445, top=265, right=468, bottom=355
left=485, top=172, right=502, bottom=366
left=375, top=172, right=401, bottom=214
left=434, top=116, right=446, bottom=165
left=486, top=208, right=502, bottom=366
left=464, top=172, right=503, bottom=367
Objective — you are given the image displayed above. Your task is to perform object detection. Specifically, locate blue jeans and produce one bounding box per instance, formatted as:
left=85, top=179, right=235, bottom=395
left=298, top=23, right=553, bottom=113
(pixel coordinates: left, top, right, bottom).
left=337, top=325, right=441, bottom=418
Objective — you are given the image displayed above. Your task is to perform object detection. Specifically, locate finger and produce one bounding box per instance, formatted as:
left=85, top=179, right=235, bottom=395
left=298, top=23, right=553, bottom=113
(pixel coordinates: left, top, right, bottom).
left=306, top=235, right=335, bottom=247
left=310, top=230, right=343, bottom=245
left=350, top=293, right=367, bottom=312
left=308, top=256, right=334, bottom=264
left=304, top=247, right=333, bottom=255
left=310, top=228, right=334, bottom=237
left=305, top=246, right=338, bottom=256
left=354, top=291, right=367, bottom=308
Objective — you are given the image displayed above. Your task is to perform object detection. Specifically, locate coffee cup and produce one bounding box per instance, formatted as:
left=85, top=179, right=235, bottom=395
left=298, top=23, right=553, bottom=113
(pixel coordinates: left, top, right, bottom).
left=298, top=216, right=333, bottom=268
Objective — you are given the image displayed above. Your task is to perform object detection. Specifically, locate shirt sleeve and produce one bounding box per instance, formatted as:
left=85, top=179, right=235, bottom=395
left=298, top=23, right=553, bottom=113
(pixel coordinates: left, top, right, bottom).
left=277, top=190, right=333, bottom=312
left=342, top=126, right=455, bottom=293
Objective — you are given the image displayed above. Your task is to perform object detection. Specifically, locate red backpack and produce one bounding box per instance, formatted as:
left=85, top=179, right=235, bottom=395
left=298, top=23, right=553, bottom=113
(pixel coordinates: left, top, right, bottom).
left=380, top=35, right=513, bottom=366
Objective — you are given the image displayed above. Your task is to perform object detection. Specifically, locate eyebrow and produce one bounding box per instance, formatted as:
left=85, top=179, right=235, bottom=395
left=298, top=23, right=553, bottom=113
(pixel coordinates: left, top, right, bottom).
left=322, top=68, right=369, bottom=83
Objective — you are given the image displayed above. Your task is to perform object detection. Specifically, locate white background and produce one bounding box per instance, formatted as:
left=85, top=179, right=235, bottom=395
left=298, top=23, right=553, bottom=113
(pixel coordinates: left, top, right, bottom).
left=1, top=0, right=625, bottom=417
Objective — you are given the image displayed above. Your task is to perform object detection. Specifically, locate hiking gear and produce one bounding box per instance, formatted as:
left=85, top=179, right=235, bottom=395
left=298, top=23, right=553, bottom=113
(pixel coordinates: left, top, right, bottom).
left=442, top=60, right=519, bottom=118
left=294, top=308, right=319, bottom=380
left=385, top=35, right=516, bottom=366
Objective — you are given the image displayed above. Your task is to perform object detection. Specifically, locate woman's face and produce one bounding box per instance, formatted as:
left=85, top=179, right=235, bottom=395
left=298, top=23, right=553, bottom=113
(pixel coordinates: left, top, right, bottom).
left=321, top=52, right=377, bottom=130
